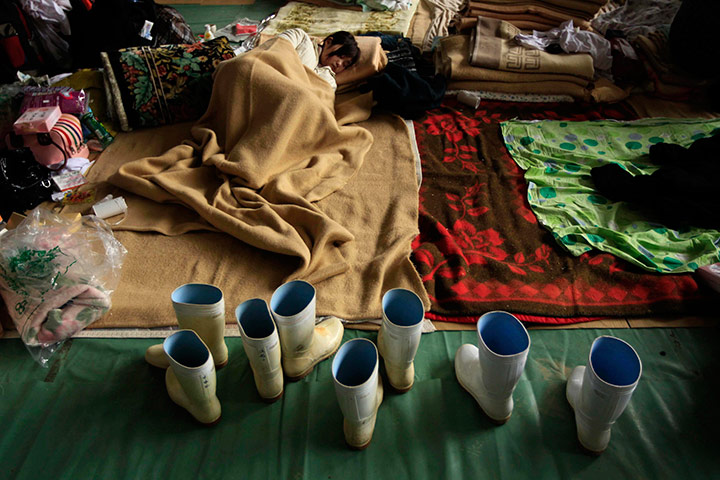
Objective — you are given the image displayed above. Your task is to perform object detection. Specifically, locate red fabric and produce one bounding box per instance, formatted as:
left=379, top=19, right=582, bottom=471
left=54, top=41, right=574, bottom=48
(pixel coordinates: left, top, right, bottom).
left=412, top=100, right=714, bottom=324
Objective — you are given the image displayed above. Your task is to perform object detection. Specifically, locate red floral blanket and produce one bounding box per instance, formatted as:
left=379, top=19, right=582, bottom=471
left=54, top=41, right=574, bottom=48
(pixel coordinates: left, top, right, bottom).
left=412, top=100, right=714, bottom=324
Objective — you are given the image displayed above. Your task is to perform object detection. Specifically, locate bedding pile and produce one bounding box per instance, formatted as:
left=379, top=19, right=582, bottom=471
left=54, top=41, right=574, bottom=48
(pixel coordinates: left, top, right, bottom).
left=436, top=33, right=592, bottom=100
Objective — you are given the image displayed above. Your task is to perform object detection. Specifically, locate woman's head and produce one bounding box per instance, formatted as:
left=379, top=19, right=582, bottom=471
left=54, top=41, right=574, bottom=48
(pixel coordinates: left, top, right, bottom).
left=319, top=31, right=360, bottom=74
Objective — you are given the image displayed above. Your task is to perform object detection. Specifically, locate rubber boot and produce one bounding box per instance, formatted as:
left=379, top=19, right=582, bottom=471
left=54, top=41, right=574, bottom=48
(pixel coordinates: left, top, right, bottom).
left=566, top=336, right=642, bottom=455
left=332, top=338, right=384, bottom=450
left=236, top=298, right=284, bottom=402
left=377, top=288, right=424, bottom=393
left=163, top=329, right=221, bottom=425
left=146, top=283, right=229, bottom=370
left=455, top=311, right=530, bottom=424
left=270, top=280, right=343, bottom=381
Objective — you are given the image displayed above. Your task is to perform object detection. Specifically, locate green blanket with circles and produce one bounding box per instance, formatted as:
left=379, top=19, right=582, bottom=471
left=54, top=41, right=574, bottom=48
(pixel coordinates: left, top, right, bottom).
left=501, top=118, right=720, bottom=273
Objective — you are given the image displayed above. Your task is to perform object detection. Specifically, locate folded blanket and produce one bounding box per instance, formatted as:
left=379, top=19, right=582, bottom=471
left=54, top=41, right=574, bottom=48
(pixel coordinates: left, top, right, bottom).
left=110, top=37, right=373, bottom=284
left=459, top=16, right=559, bottom=32
left=469, top=16, right=595, bottom=79
left=467, top=2, right=594, bottom=24
left=468, top=0, right=605, bottom=18
left=437, top=35, right=590, bottom=86
left=0, top=284, right=111, bottom=346
left=448, top=79, right=590, bottom=100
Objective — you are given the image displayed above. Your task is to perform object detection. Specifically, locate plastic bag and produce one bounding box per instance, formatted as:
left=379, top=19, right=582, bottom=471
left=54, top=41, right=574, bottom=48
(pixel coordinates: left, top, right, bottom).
left=0, top=207, right=127, bottom=366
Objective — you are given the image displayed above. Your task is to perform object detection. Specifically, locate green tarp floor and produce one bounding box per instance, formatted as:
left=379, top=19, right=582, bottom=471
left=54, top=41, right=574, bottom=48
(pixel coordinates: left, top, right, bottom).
left=1, top=328, right=718, bottom=479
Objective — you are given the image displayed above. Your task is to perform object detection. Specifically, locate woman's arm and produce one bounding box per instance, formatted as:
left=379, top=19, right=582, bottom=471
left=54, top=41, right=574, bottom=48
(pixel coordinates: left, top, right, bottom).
left=277, top=28, right=318, bottom=70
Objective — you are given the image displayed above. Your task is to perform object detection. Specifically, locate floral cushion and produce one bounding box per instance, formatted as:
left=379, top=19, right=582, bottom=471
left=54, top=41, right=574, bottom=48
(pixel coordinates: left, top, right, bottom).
left=101, top=37, right=235, bottom=131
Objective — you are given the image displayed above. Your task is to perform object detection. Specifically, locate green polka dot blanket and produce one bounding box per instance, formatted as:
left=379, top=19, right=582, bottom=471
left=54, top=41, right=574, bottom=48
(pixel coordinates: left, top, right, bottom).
left=501, top=118, right=720, bottom=273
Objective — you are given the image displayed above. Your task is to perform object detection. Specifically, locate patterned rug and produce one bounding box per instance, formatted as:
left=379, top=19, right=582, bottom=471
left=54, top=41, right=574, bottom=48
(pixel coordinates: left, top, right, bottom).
left=412, top=100, right=715, bottom=324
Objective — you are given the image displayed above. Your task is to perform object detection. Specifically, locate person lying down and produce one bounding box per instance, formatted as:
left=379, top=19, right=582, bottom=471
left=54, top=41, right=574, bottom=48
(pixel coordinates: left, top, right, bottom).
left=277, top=28, right=360, bottom=91
left=110, top=29, right=374, bottom=283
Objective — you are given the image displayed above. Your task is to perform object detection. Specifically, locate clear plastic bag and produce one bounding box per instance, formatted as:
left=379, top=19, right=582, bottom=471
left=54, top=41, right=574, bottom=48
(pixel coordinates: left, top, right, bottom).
left=0, top=207, right=127, bottom=366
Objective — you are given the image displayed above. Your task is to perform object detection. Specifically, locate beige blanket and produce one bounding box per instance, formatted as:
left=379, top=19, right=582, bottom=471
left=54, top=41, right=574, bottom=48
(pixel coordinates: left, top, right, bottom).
left=469, top=16, right=594, bottom=80
left=109, top=37, right=373, bottom=285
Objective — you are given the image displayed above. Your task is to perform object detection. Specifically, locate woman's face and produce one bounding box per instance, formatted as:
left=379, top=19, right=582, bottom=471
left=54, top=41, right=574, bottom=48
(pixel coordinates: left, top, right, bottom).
left=319, top=43, right=353, bottom=74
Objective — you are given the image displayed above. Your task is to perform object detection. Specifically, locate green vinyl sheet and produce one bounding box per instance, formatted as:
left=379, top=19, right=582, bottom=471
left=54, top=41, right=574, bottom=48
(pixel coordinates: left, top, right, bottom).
left=1, top=328, right=719, bottom=479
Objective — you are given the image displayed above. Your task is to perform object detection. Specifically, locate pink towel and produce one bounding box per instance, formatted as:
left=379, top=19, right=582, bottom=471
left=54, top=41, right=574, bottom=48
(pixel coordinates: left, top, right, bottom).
left=1, top=283, right=111, bottom=347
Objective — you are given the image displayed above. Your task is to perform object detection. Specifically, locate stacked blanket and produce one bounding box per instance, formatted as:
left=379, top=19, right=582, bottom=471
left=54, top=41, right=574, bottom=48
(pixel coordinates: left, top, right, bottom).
left=458, top=0, right=608, bottom=32
left=436, top=19, right=594, bottom=100
left=109, top=37, right=373, bottom=285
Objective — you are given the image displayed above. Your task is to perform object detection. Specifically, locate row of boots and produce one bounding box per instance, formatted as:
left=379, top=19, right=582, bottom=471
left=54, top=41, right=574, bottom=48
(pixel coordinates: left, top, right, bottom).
left=455, top=311, right=643, bottom=455
left=146, top=281, right=426, bottom=449
left=146, top=282, right=642, bottom=454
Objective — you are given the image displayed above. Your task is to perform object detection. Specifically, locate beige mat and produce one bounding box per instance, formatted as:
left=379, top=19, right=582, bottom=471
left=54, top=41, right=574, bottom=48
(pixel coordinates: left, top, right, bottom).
left=69, top=111, right=427, bottom=329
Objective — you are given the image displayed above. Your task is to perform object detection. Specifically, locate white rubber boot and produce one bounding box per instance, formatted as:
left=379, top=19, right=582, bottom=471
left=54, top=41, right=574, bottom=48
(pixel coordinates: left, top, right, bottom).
left=163, top=329, right=222, bottom=425
left=236, top=298, right=284, bottom=403
left=566, top=336, right=642, bottom=455
left=332, top=338, right=384, bottom=450
left=146, top=283, right=229, bottom=369
left=455, top=311, right=530, bottom=424
left=377, top=288, right=424, bottom=393
left=270, top=280, right=343, bottom=381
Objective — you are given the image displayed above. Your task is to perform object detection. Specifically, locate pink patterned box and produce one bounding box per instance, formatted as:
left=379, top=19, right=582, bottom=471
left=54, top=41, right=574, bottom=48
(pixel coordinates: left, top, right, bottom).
left=13, top=106, right=62, bottom=135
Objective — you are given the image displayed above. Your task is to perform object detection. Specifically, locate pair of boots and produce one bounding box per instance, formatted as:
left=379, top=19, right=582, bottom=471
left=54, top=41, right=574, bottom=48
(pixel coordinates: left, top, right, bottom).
left=331, top=288, right=425, bottom=450
left=236, top=280, right=344, bottom=402
left=455, top=311, right=643, bottom=455
left=146, top=284, right=228, bottom=425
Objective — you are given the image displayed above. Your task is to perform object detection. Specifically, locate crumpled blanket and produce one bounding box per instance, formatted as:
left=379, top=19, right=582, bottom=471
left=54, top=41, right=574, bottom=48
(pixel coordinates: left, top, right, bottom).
left=110, top=37, right=373, bottom=284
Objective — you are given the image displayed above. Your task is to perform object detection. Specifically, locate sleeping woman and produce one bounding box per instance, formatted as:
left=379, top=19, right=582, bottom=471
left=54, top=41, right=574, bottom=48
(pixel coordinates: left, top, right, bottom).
left=277, top=29, right=361, bottom=90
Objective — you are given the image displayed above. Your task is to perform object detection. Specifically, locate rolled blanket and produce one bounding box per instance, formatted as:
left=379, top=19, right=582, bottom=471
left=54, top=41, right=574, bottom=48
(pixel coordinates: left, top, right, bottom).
left=0, top=283, right=111, bottom=347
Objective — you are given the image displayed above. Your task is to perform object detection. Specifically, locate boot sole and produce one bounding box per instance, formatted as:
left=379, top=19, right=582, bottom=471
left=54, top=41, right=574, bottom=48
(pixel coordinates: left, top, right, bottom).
left=215, top=358, right=228, bottom=370
left=347, top=439, right=371, bottom=451
left=200, top=414, right=222, bottom=426
left=387, top=382, right=413, bottom=394
left=285, top=342, right=342, bottom=382
left=456, top=375, right=510, bottom=425
left=261, top=390, right=284, bottom=404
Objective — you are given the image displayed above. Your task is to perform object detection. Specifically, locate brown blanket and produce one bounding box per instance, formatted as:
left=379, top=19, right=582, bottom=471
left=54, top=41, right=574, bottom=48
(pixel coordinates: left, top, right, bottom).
left=109, top=37, right=373, bottom=285
left=469, top=16, right=594, bottom=80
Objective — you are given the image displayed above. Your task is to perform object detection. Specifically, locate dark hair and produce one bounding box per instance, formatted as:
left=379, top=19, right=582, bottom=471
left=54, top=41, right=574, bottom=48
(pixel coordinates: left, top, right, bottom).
left=323, top=31, right=360, bottom=67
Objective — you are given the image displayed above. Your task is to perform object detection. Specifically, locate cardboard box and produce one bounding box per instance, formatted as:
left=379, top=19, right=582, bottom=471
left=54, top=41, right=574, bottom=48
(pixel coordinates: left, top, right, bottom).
left=13, top=106, right=62, bottom=135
